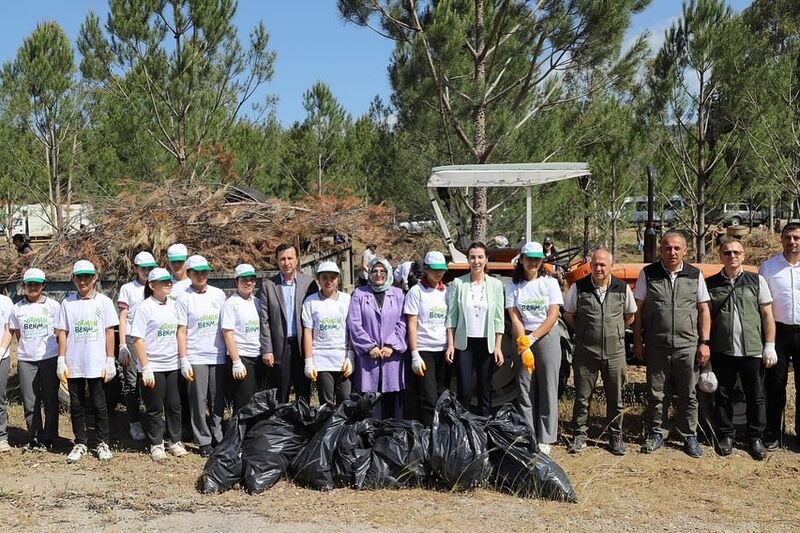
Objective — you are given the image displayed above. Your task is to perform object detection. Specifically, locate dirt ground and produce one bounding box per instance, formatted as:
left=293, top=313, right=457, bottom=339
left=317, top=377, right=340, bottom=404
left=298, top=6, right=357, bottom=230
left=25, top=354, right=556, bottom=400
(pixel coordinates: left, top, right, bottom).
left=1, top=369, right=799, bottom=533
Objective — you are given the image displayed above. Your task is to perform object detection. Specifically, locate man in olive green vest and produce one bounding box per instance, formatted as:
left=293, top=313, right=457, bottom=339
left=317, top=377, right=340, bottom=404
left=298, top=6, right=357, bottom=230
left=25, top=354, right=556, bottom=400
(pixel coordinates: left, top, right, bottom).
left=564, top=248, right=637, bottom=455
left=633, top=231, right=711, bottom=458
left=707, top=238, right=776, bottom=460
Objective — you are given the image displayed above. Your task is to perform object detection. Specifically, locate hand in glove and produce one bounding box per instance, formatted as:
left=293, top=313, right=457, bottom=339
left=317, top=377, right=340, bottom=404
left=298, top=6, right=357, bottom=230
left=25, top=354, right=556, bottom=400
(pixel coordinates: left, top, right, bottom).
left=140, top=365, right=155, bottom=388
left=118, top=344, right=131, bottom=367
left=231, top=359, right=248, bottom=381
left=56, top=356, right=70, bottom=385
left=762, top=342, right=778, bottom=368
left=411, top=350, right=427, bottom=377
left=516, top=335, right=535, bottom=375
left=180, top=357, right=194, bottom=382
left=341, top=350, right=354, bottom=378
left=304, top=357, right=318, bottom=381
left=102, top=357, right=117, bottom=383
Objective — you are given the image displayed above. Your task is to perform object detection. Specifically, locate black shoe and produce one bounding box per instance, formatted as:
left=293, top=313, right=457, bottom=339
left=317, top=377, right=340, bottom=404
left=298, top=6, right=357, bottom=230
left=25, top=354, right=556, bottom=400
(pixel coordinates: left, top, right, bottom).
left=609, top=434, right=626, bottom=456
left=749, top=438, right=767, bottom=460
left=763, top=438, right=780, bottom=451
left=641, top=433, right=664, bottom=454
left=199, top=444, right=213, bottom=458
left=717, top=436, right=733, bottom=456
left=684, top=436, right=703, bottom=458
left=22, top=440, right=46, bottom=453
left=568, top=435, right=586, bottom=454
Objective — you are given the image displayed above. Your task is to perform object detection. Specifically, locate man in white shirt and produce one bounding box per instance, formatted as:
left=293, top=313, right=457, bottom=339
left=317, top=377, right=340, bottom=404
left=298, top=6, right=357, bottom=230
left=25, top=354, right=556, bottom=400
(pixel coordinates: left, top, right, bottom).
left=758, top=222, right=800, bottom=449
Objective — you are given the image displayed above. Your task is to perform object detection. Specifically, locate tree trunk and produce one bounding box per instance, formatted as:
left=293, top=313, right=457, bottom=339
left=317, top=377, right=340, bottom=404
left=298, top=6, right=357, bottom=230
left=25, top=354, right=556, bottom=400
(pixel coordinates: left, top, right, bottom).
left=695, top=80, right=706, bottom=263
left=470, top=0, right=488, bottom=243
left=318, top=153, right=323, bottom=195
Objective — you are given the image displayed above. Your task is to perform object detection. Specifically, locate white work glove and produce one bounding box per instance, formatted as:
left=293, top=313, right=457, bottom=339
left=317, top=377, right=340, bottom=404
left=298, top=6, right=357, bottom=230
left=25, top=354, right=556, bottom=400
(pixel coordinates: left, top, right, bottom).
left=140, top=365, right=155, bottom=388
left=341, top=350, right=354, bottom=379
left=304, top=358, right=318, bottom=381
left=56, top=356, right=69, bottom=384
left=180, top=357, right=194, bottom=382
left=762, top=342, right=778, bottom=368
left=528, top=334, right=539, bottom=344
left=231, top=359, right=248, bottom=381
left=102, top=357, right=117, bottom=383
left=411, top=350, right=427, bottom=377
left=118, top=344, right=131, bottom=367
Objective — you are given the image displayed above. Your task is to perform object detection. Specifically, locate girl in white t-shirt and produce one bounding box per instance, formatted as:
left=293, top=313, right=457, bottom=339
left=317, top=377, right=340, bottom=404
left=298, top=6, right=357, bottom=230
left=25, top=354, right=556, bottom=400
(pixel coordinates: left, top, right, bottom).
left=130, top=268, right=188, bottom=461
left=404, top=251, right=450, bottom=426
left=506, top=242, right=564, bottom=453
left=55, top=260, right=119, bottom=464
left=301, top=261, right=353, bottom=406
left=0, top=283, right=15, bottom=453
left=176, top=255, right=227, bottom=457
left=222, top=264, right=263, bottom=413
left=9, top=268, right=61, bottom=452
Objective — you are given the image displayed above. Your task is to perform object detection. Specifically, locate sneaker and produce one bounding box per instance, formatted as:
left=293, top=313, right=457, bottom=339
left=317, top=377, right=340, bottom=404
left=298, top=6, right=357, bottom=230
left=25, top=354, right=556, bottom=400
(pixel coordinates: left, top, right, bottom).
left=129, top=422, right=146, bottom=441
left=22, top=440, right=47, bottom=453
left=763, top=436, right=780, bottom=451
left=0, top=440, right=11, bottom=453
left=97, top=442, right=113, bottom=462
left=717, top=436, right=733, bottom=456
left=168, top=441, right=189, bottom=458
left=749, top=438, right=767, bottom=461
left=538, top=443, right=552, bottom=455
left=641, top=433, right=664, bottom=454
left=568, top=435, right=586, bottom=454
left=150, top=443, right=168, bottom=461
left=67, top=443, right=88, bottom=464
left=609, top=434, right=626, bottom=456
left=198, top=444, right=214, bottom=458
left=684, top=436, right=703, bottom=458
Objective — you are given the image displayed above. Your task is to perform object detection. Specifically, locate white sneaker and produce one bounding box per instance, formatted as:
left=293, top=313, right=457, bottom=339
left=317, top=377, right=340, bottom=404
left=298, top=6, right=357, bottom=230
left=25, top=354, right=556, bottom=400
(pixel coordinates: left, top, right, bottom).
left=129, top=421, right=146, bottom=441
left=539, top=443, right=552, bottom=455
left=97, top=442, right=113, bottom=461
left=0, top=440, right=11, bottom=453
left=168, top=441, right=189, bottom=458
left=150, top=443, right=168, bottom=461
left=67, top=443, right=88, bottom=463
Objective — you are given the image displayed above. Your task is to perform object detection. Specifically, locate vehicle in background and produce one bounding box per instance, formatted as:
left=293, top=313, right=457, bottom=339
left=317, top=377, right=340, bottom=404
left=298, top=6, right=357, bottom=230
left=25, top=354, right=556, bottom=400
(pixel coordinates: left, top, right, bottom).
left=7, top=203, right=93, bottom=241
left=707, top=202, right=767, bottom=227
left=395, top=214, right=436, bottom=234
left=628, top=194, right=686, bottom=227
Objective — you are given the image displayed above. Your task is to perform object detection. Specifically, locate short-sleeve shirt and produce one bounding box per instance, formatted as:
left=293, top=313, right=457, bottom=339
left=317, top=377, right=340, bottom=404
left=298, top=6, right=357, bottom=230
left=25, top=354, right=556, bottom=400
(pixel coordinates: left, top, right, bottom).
left=117, top=279, right=145, bottom=330
left=505, top=276, right=564, bottom=331
left=54, top=292, right=120, bottom=378
left=563, top=279, right=638, bottom=314
left=175, top=285, right=227, bottom=365
left=759, top=254, right=800, bottom=325
left=633, top=263, right=710, bottom=303
left=221, top=293, right=262, bottom=359
left=301, top=291, right=351, bottom=371
left=0, top=295, right=13, bottom=360
left=129, top=296, right=179, bottom=372
left=9, top=296, right=61, bottom=362
left=170, top=278, right=192, bottom=300
left=403, top=284, right=448, bottom=351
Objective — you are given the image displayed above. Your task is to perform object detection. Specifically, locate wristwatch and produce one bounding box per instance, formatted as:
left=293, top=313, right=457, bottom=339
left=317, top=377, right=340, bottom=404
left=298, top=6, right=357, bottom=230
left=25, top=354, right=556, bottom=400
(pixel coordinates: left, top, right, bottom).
left=698, top=339, right=710, bottom=346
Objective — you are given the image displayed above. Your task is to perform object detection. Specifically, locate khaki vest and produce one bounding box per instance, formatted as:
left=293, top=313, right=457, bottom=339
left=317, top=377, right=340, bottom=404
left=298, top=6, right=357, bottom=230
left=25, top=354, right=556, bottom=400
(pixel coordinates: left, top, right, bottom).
left=574, top=275, right=628, bottom=360
left=707, top=271, right=763, bottom=357
left=642, top=262, right=700, bottom=349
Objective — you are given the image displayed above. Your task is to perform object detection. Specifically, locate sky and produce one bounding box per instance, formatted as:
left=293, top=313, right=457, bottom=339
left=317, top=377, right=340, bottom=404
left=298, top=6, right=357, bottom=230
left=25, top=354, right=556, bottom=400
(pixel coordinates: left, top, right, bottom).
left=0, top=0, right=753, bottom=127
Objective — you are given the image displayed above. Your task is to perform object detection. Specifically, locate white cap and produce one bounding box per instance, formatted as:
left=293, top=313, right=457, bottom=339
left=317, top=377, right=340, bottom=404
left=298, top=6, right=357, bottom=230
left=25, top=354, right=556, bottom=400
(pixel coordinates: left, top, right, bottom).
left=23, top=268, right=46, bottom=283
left=72, top=260, right=96, bottom=276
left=167, top=243, right=189, bottom=262
left=520, top=242, right=544, bottom=259
left=185, top=255, right=211, bottom=271
left=148, top=267, right=173, bottom=282
left=698, top=369, right=718, bottom=394
left=423, top=251, right=448, bottom=270
left=234, top=263, right=257, bottom=278
left=316, top=261, right=341, bottom=276
left=133, top=251, right=158, bottom=268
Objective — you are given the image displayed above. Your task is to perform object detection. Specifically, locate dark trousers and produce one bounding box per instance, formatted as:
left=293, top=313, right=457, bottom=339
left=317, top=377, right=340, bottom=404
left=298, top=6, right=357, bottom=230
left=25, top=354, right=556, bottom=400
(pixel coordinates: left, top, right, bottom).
left=140, top=370, right=182, bottom=446
left=269, top=339, right=311, bottom=404
left=123, top=337, right=142, bottom=423
left=232, top=356, right=265, bottom=413
left=713, top=353, right=765, bottom=439
left=417, top=350, right=449, bottom=426
left=455, top=337, right=494, bottom=416
left=373, top=391, right=403, bottom=420
left=316, top=371, right=351, bottom=406
left=764, top=324, right=800, bottom=439
left=68, top=377, right=110, bottom=445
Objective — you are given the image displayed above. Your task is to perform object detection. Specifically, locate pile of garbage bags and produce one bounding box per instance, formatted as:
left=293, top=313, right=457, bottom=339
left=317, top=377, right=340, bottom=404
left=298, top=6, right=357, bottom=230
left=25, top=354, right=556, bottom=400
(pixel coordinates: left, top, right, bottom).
left=198, top=389, right=577, bottom=502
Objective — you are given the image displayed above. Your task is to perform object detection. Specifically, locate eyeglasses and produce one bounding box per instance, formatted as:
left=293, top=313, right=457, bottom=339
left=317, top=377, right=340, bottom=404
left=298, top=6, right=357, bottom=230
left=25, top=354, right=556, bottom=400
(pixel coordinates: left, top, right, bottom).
left=371, top=270, right=387, bottom=276
left=722, top=250, right=743, bottom=256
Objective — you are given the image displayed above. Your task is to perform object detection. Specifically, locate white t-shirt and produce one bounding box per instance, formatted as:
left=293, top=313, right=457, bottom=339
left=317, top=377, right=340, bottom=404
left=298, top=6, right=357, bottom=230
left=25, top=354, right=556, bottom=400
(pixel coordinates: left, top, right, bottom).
left=466, top=282, right=489, bottom=338
left=360, top=249, right=375, bottom=280
left=9, top=297, right=61, bottom=362
left=170, top=278, right=192, bottom=300
left=404, top=284, right=448, bottom=351
left=505, top=276, right=564, bottom=331
left=633, top=263, right=711, bottom=303
left=301, top=291, right=351, bottom=371
left=175, top=285, right=227, bottom=365
left=221, top=293, right=262, bottom=359
left=0, top=295, right=12, bottom=361
left=54, top=292, right=120, bottom=378
left=117, top=279, right=145, bottom=330
left=130, top=296, right=179, bottom=372
left=394, top=261, right=413, bottom=285
left=563, top=280, right=638, bottom=314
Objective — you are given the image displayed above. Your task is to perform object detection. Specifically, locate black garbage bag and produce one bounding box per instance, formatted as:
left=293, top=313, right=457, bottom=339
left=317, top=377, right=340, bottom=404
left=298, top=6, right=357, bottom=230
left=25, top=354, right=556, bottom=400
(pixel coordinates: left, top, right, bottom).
left=242, top=397, right=332, bottom=494
left=362, top=419, right=430, bottom=489
left=429, top=391, right=492, bottom=491
left=485, top=406, right=577, bottom=502
left=331, top=418, right=376, bottom=489
left=290, top=393, right=379, bottom=491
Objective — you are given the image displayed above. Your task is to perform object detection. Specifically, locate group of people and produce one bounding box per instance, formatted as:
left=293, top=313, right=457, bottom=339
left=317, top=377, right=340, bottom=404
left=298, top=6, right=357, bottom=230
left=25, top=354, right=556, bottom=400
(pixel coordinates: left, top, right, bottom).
left=0, top=223, right=798, bottom=465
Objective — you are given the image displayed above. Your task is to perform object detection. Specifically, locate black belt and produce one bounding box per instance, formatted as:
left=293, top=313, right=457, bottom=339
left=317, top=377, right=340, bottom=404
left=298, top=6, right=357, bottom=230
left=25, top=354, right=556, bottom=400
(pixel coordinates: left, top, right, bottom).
left=776, top=322, right=800, bottom=331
